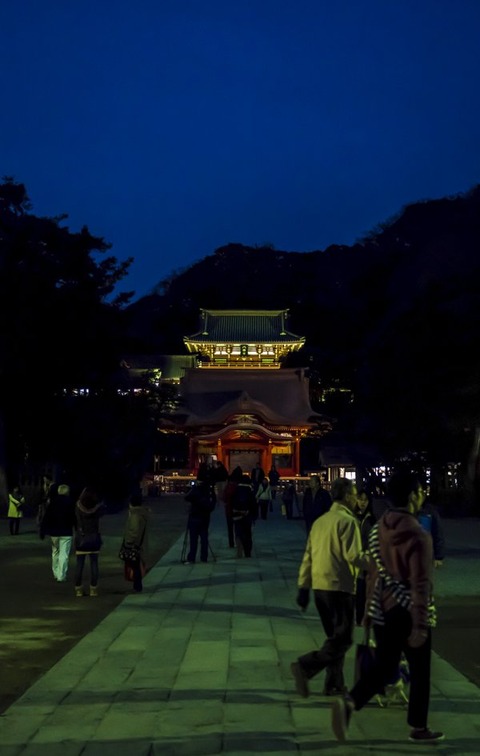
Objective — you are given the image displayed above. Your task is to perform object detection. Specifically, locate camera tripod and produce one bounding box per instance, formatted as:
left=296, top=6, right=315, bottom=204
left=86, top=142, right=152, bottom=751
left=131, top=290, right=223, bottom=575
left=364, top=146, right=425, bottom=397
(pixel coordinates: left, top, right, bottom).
left=180, top=518, right=217, bottom=563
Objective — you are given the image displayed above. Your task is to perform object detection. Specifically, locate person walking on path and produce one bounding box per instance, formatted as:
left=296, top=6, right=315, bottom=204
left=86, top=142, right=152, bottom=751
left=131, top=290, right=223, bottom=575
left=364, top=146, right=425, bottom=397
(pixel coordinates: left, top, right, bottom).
left=37, top=474, right=57, bottom=533
left=121, top=493, right=149, bottom=592
left=232, top=474, right=258, bottom=557
left=74, top=487, right=105, bottom=597
left=40, top=483, right=75, bottom=582
left=213, top=460, right=229, bottom=504
left=250, top=462, right=265, bottom=495
left=223, top=466, right=243, bottom=548
left=268, top=464, right=280, bottom=509
left=418, top=496, right=445, bottom=567
left=302, top=474, right=332, bottom=535
left=8, top=486, right=25, bottom=535
left=281, top=480, right=299, bottom=520
left=184, top=479, right=215, bottom=564
left=354, top=489, right=376, bottom=625
left=256, top=476, right=272, bottom=520
left=331, top=470, right=444, bottom=744
left=291, top=478, right=367, bottom=697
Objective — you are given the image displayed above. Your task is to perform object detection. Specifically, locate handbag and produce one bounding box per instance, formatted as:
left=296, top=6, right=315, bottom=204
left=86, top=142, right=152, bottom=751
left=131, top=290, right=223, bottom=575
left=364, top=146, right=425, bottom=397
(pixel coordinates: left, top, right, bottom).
left=354, top=626, right=377, bottom=684
left=118, top=541, right=141, bottom=562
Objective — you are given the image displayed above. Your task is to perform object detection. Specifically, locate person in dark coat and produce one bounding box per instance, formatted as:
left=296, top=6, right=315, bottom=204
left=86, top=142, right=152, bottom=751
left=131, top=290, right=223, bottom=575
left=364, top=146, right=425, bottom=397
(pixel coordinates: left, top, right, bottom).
left=250, top=463, right=265, bottom=495
left=74, top=487, right=105, bottom=597
left=354, top=489, right=376, bottom=625
left=184, top=479, right=214, bottom=564
left=222, top=466, right=243, bottom=548
left=213, top=460, right=229, bottom=503
left=268, top=464, right=281, bottom=509
left=232, top=475, right=258, bottom=557
left=281, top=481, right=298, bottom=520
left=41, top=483, right=76, bottom=582
left=302, top=475, right=332, bottom=535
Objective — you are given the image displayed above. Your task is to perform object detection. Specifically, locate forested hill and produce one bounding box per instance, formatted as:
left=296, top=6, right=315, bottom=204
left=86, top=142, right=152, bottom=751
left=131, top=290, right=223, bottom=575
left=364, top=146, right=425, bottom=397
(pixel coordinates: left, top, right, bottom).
left=125, top=184, right=480, bottom=357
left=124, top=184, right=480, bottom=465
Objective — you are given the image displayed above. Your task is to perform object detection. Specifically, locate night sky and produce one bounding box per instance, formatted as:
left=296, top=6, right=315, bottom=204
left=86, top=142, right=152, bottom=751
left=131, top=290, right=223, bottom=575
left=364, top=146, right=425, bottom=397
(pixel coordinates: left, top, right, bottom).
left=2, top=1, right=480, bottom=300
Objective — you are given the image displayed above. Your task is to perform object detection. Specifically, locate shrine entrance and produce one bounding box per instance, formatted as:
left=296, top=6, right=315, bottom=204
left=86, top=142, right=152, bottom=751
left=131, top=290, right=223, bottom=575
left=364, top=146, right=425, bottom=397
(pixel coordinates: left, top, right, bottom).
left=227, top=449, right=262, bottom=475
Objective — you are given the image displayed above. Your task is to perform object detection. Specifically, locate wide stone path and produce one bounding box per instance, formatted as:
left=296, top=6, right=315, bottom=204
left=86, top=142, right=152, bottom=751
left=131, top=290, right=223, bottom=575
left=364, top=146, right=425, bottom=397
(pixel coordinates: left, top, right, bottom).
left=1, top=506, right=479, bottom=755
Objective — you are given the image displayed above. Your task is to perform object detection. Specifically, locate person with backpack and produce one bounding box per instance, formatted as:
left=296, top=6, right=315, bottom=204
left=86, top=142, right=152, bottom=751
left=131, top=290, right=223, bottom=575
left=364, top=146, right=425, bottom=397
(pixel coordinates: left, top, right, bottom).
left=232, top=474, right=258, bottom=557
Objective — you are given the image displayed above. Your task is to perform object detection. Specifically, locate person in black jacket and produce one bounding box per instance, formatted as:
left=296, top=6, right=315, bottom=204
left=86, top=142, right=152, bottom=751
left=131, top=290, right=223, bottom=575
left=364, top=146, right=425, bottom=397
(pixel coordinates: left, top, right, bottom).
left=41, top=483, right=76, bottom=582
left=184, top=480, right=214, bottom=564
left=74, top=487, right=105, bottom=597
left=222, top=466, right=243, bottom=548
left=302, top=475, right=332, bottom=535
left=354, top=489, right=376, bottom=625
left=251, top=463, right=265, bottom=495
left=232, top=475, right=258, bottom=557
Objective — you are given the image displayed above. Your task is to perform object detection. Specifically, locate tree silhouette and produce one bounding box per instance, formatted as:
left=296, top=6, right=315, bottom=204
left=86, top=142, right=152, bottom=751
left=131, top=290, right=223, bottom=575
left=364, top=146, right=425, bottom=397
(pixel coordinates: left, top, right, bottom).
left=0, top=177, right=133, bottom=502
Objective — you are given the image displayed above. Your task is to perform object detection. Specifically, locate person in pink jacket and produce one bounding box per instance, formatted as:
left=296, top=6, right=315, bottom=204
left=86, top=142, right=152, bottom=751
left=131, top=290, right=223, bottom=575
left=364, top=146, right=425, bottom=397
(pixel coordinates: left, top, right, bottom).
left=331, top=470, right=444, bottom=744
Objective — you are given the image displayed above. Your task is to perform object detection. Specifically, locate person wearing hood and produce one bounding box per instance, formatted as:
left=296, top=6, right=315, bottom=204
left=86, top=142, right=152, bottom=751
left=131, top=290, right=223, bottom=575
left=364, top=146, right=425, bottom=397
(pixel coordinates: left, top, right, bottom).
left=74, top=487, right=105, bottom=597
left=331, top=470, right=444, bottom=744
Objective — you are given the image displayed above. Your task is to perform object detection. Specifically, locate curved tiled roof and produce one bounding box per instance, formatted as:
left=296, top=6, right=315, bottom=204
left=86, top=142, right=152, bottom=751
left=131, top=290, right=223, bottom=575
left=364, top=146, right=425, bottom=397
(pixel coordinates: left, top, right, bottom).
left=176, top=367, right=329, bottom=428
left=185, top=309, right=304, bottom=344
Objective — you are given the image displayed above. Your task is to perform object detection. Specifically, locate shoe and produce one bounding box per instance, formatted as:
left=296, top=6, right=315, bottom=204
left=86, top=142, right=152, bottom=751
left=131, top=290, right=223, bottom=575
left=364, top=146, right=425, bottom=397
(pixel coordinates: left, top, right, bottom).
left=408, top=728, right=444, bottom=743
left=75, top=586, right=83, bottom=597
left=89, top=586, right=98, bottom=597
left=331, top=696, right=353, bottom=742
left=384, top=677, right=408, bottom=706
left=183, top=560, right=194, bottom=565
left=323, top=686, right=347, bottom=697
left=290, top=661, right=309, bottom=698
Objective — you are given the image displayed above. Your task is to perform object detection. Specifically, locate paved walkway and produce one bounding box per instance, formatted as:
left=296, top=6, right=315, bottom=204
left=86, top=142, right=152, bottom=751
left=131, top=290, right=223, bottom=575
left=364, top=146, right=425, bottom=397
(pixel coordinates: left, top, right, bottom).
left=1, top=506, right=479, bottom=755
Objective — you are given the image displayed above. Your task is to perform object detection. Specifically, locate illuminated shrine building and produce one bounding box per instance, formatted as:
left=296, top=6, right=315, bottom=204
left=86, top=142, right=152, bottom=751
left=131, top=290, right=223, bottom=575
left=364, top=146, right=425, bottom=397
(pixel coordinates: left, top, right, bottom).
left=176, top=310, right=330, bottom=475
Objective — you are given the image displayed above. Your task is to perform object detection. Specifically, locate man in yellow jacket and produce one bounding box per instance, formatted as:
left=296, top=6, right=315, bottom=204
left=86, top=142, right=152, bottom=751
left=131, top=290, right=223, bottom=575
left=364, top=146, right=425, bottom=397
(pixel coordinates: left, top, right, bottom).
left=291, top=477, right=368, bottom=697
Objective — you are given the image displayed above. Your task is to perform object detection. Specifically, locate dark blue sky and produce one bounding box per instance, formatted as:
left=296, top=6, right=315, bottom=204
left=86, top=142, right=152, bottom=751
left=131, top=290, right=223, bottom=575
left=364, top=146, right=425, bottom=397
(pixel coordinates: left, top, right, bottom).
left=2, top=1, right=480, bottom=300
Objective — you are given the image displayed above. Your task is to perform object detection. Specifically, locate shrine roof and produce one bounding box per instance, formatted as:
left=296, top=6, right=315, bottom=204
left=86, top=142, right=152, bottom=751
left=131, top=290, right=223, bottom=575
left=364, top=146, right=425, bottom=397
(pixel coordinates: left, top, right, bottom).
left=174, top=367, right=329, bottom=428
left=184, top=309, right=304, bottom=344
